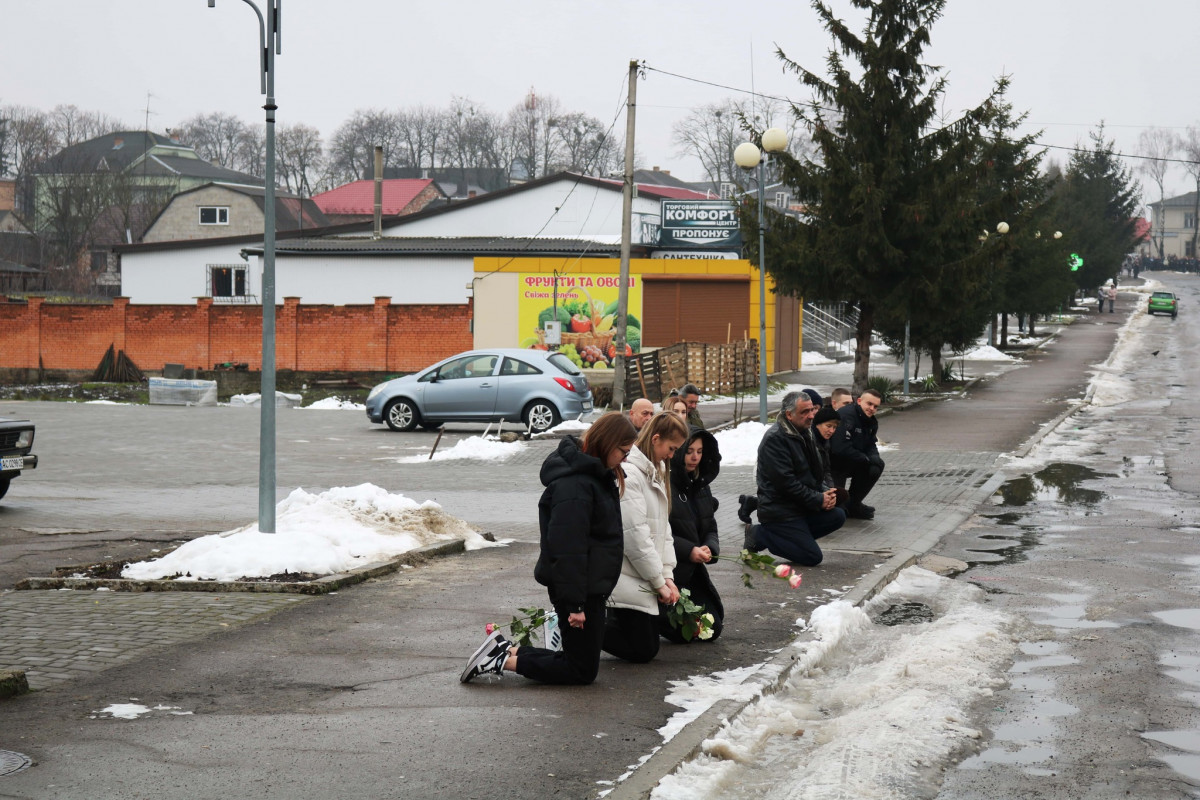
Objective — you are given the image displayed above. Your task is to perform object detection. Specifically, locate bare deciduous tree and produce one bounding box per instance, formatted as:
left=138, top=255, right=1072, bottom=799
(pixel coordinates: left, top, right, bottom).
left=327, top=109, right=405, bottom=184
left=506, top=90, right=563, bottom=180
left=175, top=112, right=255, bottom=172
left=1138, top=127, right=1179, bottom=258
left=276, top=123, right=324, bottom=196
left=1179, top=127, right=1200, bottom=260
left=552, top=111, right=620, bottom=176
left=396, top=105, right=445, bottom=171
left=47, top=104, right=123, bottom=147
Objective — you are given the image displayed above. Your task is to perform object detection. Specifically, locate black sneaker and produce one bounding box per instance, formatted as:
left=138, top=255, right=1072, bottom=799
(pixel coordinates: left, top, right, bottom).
left=743, top=522, right=763, bottom=553
left=460, top=630, right=512, bottom=683
left=859, top=503, right=875, bottom=515
left=737, top=494, right=758, bottom=524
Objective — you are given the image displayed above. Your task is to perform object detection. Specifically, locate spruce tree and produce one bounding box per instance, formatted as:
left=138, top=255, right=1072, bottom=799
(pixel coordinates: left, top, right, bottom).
left=1052, top=126, right=1142, bottom=291
left=754, top=0, right=1002, bottom=391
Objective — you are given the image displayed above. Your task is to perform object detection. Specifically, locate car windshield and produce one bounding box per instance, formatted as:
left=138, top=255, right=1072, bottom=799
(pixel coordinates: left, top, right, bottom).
left=547, top=352, right=582, bottom=376
left=1152, top=292, right=1174, bottom=299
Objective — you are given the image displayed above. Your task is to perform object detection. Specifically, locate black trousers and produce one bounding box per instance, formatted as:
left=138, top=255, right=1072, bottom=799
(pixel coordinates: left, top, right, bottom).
left=834, top=459, right=884, bottom=508
left=514, top=594, right=607, bottom=685
left=602, top=606, right=661, bottom=663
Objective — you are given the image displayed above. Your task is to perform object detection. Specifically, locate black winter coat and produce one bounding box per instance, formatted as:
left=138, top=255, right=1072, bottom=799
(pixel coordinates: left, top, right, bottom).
left=755, top=414, right=826, bottom=523
left=668, top=429, right=721, bottom=578
left=811, top=428, right=836, bottom=489
left=667, top=427, right=725, bottom=621
left=534, top=436, right=625, bottom=613
left=831, top=402, right=880, bottom=468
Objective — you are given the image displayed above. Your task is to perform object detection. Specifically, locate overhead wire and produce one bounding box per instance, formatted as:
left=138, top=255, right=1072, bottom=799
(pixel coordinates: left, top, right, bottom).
left=642, top=61, right=1200, bottom=167
left=472, top=69, right=636, bottom=284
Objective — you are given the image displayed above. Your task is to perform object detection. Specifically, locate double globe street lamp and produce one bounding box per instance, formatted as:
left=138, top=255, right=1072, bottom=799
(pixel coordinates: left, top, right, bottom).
left=734, top=127, right=789, bottom=423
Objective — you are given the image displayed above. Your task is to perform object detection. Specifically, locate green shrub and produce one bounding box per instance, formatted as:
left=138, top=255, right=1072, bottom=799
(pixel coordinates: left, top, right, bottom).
left=921, top=374, right=940, bottom=393
left=866, top=374, right=899, bottom=404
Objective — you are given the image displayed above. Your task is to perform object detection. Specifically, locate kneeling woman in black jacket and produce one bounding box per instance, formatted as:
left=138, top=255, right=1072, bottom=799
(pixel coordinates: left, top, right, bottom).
left=662, top=426, right=724, bottom=643
left=461, top=412, right=636, bottom=685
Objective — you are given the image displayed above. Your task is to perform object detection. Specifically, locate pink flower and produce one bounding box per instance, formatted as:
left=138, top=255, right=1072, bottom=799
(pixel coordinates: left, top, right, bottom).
left=774, top=564, right=792, bottom=579
left=788, top=573, right=803, bottom=589
left=485, top=623, right=496, bottom=635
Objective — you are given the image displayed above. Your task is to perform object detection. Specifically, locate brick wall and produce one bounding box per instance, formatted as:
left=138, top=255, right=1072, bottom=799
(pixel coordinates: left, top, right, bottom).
left=0, top=296, right=472, bottom=374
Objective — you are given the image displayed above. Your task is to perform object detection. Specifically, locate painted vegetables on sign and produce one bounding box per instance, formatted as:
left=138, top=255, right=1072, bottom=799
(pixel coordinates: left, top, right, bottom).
left=517, top=274, right=643, bottom=369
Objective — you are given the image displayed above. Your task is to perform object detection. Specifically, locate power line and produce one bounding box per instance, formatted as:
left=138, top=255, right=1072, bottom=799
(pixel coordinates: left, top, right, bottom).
left=644, top=61, right=1200, bottom=167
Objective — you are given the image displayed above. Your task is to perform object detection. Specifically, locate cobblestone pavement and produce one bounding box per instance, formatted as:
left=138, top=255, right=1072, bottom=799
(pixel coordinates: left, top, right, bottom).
left=0, top=591, right=308, bottom=690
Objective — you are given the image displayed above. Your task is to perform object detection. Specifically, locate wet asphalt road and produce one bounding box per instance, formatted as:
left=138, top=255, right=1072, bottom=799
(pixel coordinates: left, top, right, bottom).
left=934, top=272, right=1200, bottom=798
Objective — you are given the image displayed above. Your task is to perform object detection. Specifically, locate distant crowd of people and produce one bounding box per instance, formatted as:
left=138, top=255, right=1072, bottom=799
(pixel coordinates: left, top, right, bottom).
left=461, top=382, right=888, bottom=686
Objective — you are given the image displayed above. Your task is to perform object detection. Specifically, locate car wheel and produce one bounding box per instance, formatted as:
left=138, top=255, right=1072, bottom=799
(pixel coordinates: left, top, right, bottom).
left=0, top=478, right=8, bottom=501
left=384, top=398, right=420, bottom=431
left=523, top=400, right=561, bottom=434
left=1172, top=312, right=1178, bottom=318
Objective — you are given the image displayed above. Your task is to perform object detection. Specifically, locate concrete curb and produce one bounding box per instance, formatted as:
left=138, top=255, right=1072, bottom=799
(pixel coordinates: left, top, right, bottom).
left=14, top=539, right=466, bottom=595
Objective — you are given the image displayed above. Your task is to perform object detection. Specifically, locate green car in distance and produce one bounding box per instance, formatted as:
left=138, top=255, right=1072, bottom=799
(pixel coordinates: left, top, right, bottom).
left=1148, top=291, right=1180, bottom=318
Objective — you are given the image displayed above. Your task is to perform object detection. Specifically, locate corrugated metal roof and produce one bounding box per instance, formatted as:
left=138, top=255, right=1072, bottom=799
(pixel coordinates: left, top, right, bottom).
left=245, top=236, right=625, bottom=257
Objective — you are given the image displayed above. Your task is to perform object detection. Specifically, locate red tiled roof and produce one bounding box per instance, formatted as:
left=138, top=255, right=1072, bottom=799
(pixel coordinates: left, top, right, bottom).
left=598, top=179, right=711, bottom=201
left=313, top=179, right=434, bottom=215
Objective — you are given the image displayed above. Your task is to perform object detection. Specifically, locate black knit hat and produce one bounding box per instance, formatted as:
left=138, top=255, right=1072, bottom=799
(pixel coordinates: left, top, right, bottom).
left=813, top=406, right=841, bottom=427
left=802, top=388, right=823, bottom=408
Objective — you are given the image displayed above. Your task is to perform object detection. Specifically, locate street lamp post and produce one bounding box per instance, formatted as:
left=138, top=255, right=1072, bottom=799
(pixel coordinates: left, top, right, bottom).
left=209, top=0, right=281, bottom=532
left=734, top=128, right=788, bottom=423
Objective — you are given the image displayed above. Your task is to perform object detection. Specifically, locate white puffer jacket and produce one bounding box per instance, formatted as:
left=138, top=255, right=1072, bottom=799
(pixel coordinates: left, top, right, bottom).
left=609, top=445, right=676, bottom=614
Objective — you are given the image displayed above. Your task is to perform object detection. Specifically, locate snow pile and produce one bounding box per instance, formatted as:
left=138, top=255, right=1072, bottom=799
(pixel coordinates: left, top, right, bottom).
left=658, top=663, right=786, bottom=743
left=959, top=344, right=1015, bottom=361
left=84, top=399, right=126, bottom=405
left=229, top=391, right=303, bottom=407
left=714, top=421, right=770, bottom=467
left=121, top=483, right=496, bottom=582
left=303, top=396, right=365, bottom=410
left=536, top=417, right=592, bottom=437
left=1089, top=300, right=1151, bottom=408
left=653, top=567, right=1018, bottom=800
left=801, top=351, right=836, bottom=367
left=396, top=435, right=524, bottom=463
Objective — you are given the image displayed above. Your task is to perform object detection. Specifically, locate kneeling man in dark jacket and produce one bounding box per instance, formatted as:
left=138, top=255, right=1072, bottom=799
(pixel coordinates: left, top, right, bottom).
left=830, top=388, right=885, bottom=519
left=744, top=391, right=846, bottom=566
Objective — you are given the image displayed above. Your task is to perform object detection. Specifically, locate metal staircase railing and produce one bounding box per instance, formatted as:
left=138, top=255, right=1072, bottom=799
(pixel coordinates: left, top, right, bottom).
left=803, top=302, right=859, bottom=357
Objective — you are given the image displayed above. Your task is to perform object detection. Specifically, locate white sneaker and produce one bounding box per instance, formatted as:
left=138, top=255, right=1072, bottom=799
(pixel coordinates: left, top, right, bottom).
left=460, top=630, right=511, bottom=683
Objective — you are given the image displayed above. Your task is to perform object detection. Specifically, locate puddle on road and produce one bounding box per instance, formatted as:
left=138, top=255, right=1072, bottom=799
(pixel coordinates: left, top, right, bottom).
left=994, top=463, right=1110, bottom=508
left=1153, top=609, right=1200, bottom=631
left=873, top=602, right=935, bottom=626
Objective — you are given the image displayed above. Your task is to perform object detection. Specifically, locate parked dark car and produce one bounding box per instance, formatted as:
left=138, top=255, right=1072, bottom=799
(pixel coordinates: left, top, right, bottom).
left=366, top=348, right=593, bottom=434
left=0, top=416, right=37, bottom=500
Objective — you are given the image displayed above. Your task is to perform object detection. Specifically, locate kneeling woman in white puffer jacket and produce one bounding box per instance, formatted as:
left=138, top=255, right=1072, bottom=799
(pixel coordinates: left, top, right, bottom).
left=603, top=411, right=689, bottom=663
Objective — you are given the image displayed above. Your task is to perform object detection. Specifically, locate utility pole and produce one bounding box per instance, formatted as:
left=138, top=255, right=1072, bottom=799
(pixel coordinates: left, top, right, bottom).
left=611, top=59, right=639, bottom=411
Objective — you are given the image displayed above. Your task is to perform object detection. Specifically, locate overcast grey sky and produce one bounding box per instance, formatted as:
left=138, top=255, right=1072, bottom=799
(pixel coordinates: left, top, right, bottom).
left=6, top=0, right=1195, bottom=204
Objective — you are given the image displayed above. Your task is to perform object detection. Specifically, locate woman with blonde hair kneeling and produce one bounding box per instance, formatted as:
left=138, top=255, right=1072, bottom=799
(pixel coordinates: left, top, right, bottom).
left=603, top=411, right=689, bottom=663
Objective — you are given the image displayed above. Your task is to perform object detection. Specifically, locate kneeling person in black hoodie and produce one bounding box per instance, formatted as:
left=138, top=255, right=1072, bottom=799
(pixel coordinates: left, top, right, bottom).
left=662, top=427, right=724, bottom=643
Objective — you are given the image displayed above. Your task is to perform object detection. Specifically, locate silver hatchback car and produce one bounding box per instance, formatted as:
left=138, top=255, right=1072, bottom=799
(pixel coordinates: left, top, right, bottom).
left=366, top=348, right=594, bottom=433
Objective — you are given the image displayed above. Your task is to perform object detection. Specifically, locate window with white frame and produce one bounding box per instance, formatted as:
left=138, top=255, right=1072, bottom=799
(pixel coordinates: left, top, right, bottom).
left=720, top=182, right=736, bottom=199
left=775, top=191, right=790, bottom=208
left=199, top=206, right=230, bottom=225
left=1186, top=212, right=1196, bottom=229
left=209, top=264, right=248, bottom=299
